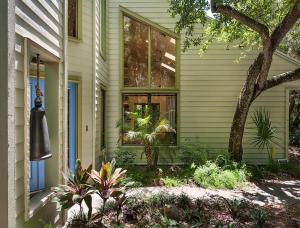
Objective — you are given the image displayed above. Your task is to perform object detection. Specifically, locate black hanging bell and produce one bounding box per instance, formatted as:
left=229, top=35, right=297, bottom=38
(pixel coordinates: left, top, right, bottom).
left=30, top=54, right=52, bottom=161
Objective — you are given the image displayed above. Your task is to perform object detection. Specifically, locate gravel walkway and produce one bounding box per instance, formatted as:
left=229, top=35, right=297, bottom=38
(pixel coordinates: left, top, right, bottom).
left=67, top=179, right=300, bottom=219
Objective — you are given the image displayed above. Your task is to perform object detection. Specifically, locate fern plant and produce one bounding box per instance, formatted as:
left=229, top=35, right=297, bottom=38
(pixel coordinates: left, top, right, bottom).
left=118, top=106, right=175, bottom=167
left=250, top=108, right=278, bottom=161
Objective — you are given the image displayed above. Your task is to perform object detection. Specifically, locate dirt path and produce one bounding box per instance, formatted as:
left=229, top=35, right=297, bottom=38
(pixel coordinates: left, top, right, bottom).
left=68, top=180, right=300, bottom=214
left=127, top=180, right=300, bottom=206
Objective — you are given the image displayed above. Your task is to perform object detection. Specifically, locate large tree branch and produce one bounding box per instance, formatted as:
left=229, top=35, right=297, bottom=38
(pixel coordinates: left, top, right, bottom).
left=263, top=68, right=300, bottom=91
left=255, top=1, right=300, bottom=92
left=252, top=68, right=300, bottom=101
left=216, top=5, right=269, bottom=42
left=271, top=0, right=300, bottom=50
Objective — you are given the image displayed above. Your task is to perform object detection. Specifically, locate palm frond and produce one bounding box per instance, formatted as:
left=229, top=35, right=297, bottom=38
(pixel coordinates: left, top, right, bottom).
left=154, top=119, right=176, bottom=134
left=250, top=108, right=278, bottom=152
left=126, top=131, right=143, bottom=141
left=136, top=115, right=151, bottom=128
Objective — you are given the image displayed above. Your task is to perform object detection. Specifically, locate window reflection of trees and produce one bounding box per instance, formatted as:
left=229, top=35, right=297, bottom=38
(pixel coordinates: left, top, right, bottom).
left=123, top=16, right=176, bottom=88
left=124, top=16, right=148, bottom=87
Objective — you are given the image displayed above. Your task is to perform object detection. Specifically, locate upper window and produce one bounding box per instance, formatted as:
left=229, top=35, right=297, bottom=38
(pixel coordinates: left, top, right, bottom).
left=68, top=0, right=81, bottom=39
left=100, top=0, right=107, bottom=58
left=123, top=16, right=177, bottom=88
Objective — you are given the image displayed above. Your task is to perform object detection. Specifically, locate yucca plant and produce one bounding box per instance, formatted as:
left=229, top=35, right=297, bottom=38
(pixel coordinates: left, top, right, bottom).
left=119, top=106, right=176, bottom=167
left=52, top=160, right=94, bottom=220
left=250, top=108, right=278, bottom=161
left=89, top=159, right=127, bottom=214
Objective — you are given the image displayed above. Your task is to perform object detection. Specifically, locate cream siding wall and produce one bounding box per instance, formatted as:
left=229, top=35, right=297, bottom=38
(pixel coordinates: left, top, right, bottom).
left=68, top=0, right=94, bottom=168
left=68, top=0, right=109, bottom=168
left=14, top=0, right=65, bottom=227
left=107, top=0, right=300, bottom=164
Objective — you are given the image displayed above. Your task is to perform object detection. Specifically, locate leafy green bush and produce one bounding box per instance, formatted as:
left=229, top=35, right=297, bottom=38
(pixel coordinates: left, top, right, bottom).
left=161, top=176, right=183, bottom=187
left=252, top=209, right=268, bottom=228
left=113, top=147, right=136, bottom=168
left=179, top=139, right=209, bottom=165
left=193, top=161, right=250, bottom=189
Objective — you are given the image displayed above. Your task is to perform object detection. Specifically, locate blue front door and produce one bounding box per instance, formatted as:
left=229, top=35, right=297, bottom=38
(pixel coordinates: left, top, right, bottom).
left=68, top=82, right=77, bottom=172
left=30, top=79, right=46, bottom=192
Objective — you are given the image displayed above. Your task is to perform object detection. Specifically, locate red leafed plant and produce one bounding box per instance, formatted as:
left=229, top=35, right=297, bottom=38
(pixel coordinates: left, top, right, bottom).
left=90, top=159, right=127, bottom=213
left=52, top=160, right=94, bottom=220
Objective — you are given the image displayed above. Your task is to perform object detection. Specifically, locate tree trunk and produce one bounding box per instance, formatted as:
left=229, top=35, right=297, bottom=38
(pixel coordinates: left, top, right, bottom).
left=144, top=144, right=153, bottom=167
left=228, top=93, right=253, bottom=161
left=228, top=54, right=264, bottom=161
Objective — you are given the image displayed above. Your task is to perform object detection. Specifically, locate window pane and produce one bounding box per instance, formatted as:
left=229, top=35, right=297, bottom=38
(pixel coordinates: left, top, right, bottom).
left=122, top=94, right=177, bottom=145
left=151, top=29, right=176, bottom=88
left=123, top=95, right=148, bottom=144
left=124, top=16, right=148, bottom=87
left=151, top=95, right=177, bottom=144
left=100, top=0, right=106, bottom=58
left=68, top=0, right=77, bottom=38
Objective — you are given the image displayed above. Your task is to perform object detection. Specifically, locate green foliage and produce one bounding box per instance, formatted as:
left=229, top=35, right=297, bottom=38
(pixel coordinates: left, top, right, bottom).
left=161, top=176, right=183, bottom=187
left=225, top=198, right=246, bottom=219
left=159, top=215, right=180, bottom=227
left=169, top=0, right=299, bottom=54
left=177, top=193, right=192, bottom=210
left=90, top=159, right=126, bottom=204
left=118, top=106, right=175, bottom=167
left=122, top=106, right=175, bottom=146
left=250, top=108, right=278, bottom=161
left=252, top=209, right=268, bottom=228
left=179, top=139, right=209, bottom=165
left=53, top=159, right=129, bottom=226
left=193, top=160, right=250, bottom=189
left=52, top=160, right=94, bottom=220
left=113, top=147, right=136, bottom=168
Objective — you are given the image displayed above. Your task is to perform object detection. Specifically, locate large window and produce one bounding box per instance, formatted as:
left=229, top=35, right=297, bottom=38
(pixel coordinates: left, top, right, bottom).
left=124, top=16, right=177, bottom=88
left=121, top=13, right=178, bottom=146
left=122, top=94, right=177, bottom=145
left=68, top=0, right=81, bottom=39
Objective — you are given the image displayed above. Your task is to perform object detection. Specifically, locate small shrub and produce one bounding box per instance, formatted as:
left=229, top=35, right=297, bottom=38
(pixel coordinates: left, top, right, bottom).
left=193, top=161, right=250, bottom=189
left=225, top=198, right=245, bottom=219
left=161, top=176, right=183, bottom=187
left=250, top=108, right=278, bottom=162
left=252, top=209, right=268, bottom=228
left=113, top=147, right=136, bottom=168
left=176, top=193, right=192, bottom=210
left=160, top=215, right=180, bottom=227
left=179, top=139, right=209, bottom=165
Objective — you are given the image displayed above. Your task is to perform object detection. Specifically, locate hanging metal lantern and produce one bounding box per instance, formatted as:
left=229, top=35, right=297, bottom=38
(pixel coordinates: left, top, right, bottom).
left=30, top=54, right=52, bottom=161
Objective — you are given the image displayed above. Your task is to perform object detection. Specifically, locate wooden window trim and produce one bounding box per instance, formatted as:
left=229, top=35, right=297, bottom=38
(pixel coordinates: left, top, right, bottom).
left=68, top=0, right=82, bottom=42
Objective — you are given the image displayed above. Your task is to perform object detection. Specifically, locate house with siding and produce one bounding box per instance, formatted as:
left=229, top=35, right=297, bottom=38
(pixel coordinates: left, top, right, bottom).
left=0, top=0, right=299, bottom=227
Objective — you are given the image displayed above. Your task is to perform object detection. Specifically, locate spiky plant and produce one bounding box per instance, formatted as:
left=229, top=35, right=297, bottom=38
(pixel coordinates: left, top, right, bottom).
left=52, top=160, right=94, bottom=220
left=119, top=106, right=175, bottom=167
left=250, top=108, right=278, bottom=161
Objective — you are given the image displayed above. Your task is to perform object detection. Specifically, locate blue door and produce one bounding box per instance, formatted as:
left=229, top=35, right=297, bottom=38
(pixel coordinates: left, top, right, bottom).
left=30, top=79, right=46, bottom=192
left=68, top=82, right=77, bottom=172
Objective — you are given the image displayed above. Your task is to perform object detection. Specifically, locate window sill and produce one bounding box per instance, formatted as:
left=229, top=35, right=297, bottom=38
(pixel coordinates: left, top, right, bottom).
left=120, top=145, right=179, bottom=149
left=68, top=36, right=82, bottom=43
left=28, top=189, right=55, bottom=219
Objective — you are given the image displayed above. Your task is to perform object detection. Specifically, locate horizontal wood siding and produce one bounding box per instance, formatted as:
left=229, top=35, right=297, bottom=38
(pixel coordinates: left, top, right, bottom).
left=68, top=0, right=109, bottom=167
left=108, top=0, right=300, bottom=164
left=14, top=0, right=64, bottom=226
left=95, top=0, right=108, bottom=166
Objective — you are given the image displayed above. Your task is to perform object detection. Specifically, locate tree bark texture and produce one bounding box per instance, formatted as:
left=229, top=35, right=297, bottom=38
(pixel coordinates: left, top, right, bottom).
left=216, top=1, right=300, bottom=161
